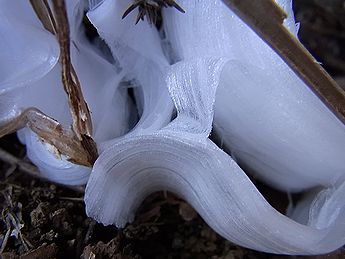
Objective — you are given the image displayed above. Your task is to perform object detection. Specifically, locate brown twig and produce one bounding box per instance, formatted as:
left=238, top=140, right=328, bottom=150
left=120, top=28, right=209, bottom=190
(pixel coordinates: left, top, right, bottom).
left=336, top=77, right=345, bottom=90
left=222, top=0, right=345, bottom=125
left=0, top=148, right=40, bottom=178
left=0, top=146, right=85, bottom=192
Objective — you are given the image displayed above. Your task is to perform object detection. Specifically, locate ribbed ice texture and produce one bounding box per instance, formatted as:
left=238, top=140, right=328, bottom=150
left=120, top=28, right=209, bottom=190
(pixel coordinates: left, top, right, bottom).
left=163, top=0, right=300, bottom=68
left=85, top=133, right=345, bottom=254
left=164, top=58, right=227, bottom=136
left=164, top=0, right=345, bottom=191
left=4, top=0, right=345, bottom=255
left=86, top=0, right=174, bottom=152
left=84, top=0, right=345, bottom=255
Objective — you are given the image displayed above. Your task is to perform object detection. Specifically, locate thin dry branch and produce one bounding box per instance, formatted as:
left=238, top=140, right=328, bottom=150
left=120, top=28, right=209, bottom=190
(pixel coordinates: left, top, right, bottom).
left=0, top=148, right=40, bottom=178
left=0, top=148, right=85, bottom=193
left=222, top=0, right=345, bottom=125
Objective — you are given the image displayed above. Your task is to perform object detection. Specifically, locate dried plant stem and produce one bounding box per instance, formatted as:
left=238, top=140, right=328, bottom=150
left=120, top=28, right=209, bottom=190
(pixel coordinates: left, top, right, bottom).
left=29, top=0, right=57, bottom=35
left=0, top=147, right=40, bottom=179
left=51, top=0, right=93, bottom=140
left=27, top=0, right=98, bottom=166
left=222, top=0, right=345, bottom=125
left=0, top=108, right=96, bottom=167
left=0, top=148, right=85, bottom=193
left=52, top=0, right=98, bottom=163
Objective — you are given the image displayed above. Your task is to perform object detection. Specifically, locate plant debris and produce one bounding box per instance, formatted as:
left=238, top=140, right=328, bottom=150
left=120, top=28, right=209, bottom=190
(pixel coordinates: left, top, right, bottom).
left=122, top=0, right=185, bottom=24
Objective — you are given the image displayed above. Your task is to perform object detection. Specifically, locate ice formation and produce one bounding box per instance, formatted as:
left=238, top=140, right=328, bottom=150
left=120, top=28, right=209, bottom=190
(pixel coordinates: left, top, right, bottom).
left=1, top=0, right=345, bottom=255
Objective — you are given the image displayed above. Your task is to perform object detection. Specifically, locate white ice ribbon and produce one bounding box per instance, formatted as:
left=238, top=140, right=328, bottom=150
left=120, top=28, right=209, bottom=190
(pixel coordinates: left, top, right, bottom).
left=85, top=0, right=345, bottom=255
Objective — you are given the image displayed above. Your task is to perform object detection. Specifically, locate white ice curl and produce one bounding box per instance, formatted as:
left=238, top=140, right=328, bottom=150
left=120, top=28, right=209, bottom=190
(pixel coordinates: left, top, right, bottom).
left=3, top=0, right=345, bottom=255
left=86, top=132, right=345, bottom=255
left=85, top=0, right=345, bottom=255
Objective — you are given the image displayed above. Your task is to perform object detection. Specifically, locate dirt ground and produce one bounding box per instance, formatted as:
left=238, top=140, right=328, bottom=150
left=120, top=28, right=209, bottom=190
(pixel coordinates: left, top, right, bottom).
left=1, top=1, right=345, bottom=258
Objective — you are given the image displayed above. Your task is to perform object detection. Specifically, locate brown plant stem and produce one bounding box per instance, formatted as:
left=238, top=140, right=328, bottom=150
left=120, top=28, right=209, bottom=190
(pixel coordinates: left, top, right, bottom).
left=0, top=147, right=85, bottom=192
left=51, top=0, right=93, bottom=140
left=29, top=0, right=57, bottom=35
left=28, top=0, right=98, bottom=166
left=0, top=108, right=96, bottom=167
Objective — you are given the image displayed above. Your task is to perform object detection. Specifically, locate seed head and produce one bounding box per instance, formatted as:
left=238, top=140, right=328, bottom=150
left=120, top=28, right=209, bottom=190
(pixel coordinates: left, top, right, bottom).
left=122, top=0, right=185, bottom=24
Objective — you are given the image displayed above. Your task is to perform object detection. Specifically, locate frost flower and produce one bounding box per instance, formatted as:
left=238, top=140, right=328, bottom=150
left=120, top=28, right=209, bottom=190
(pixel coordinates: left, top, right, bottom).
left=1, top=0, right=345, bottom=255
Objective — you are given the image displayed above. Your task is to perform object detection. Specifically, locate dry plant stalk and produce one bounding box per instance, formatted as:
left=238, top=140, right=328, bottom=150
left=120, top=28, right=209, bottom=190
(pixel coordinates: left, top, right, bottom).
left=0, top=0, right=98, bottom=166
left=51, top=0, right=98, bottom=163
left=222, top=0, right=345, bottom=125
left=29, top=0, right=57, bottom=35
left=122, top=0, right=185, bottom=24
left=0, top=108, right=95, bottom=167
left=51, top=0, right=93, bottom=140
left=31, top=0, right=95, bottom=140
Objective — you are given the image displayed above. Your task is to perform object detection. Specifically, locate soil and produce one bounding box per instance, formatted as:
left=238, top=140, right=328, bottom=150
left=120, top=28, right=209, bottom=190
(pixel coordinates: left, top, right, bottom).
left=1, top=1, right=345, bottom=258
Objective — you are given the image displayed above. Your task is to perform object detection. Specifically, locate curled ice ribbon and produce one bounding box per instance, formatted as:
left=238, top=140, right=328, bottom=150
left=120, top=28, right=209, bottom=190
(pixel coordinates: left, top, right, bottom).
left=85, top=0, right=345, bottom=255
left=2, top=0, right=345, bottom=255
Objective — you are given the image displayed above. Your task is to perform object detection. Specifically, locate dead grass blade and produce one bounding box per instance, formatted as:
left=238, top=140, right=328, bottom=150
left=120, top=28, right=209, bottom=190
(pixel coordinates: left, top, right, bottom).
left=0, top=108, right=96, bottom=167
left=51, top=0, right=93, bottom=140
left=29, top=0, right=57, bottom=35
left=26, top=0, right=98, bottom=166
left=222, top=0, right=345, bottom=125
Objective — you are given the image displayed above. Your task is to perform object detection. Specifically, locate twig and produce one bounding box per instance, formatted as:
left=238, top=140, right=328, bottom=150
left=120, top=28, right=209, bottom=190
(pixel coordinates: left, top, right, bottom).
left=0, top=147, right=85, bottom=193
left=0, top=147, right=40, bottom=178
left=222, top=0, right=345, bottom=125
left=336, top=77, right=345, bottom=90
left=0, top=228, right=11, bottom=253
left=58, top=196, right=84, bottom=201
